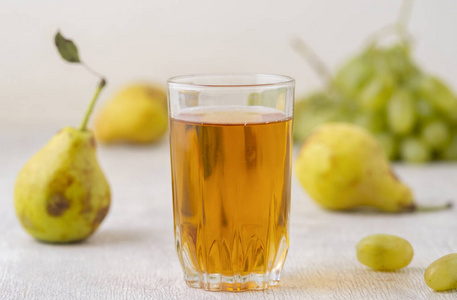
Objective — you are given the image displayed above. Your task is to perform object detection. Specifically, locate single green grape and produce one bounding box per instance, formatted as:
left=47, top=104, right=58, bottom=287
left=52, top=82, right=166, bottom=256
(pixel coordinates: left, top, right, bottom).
left=425, top=253, right=457, bottom=291
left=335, top=54, right=374, bottom=96
left=375, top=133, right=398, bottom=160
left=357, top=74, right=394, bottom=112
left=400, top=137, right=431, bottom=163
left=356, top=234, right=414, bottom=271
left=420, top=120, right=450, bottom=150
left=418, top=76, right=457, bottom=123
left=440, top=133, right=457, bottom=160
left=387, top=90, right=416, bottom=135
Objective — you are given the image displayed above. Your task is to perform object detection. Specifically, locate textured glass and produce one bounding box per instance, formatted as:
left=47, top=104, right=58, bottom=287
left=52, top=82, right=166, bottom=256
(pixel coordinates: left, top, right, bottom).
left=168, top=74, right=294, bottom=291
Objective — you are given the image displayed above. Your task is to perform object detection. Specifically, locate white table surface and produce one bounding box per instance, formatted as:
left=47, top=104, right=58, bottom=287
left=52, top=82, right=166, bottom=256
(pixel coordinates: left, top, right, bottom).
left=1, top=122, right=457, bottom=300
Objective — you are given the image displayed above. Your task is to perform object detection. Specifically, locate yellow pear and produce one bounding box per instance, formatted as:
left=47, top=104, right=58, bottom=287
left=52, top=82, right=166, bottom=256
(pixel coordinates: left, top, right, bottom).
left=14, top=127, right=110, bottom=243
left=95, top=84, right=168, bottom=144
left=14, top=31, right=111, bottom=242
left=295, top=123, right=414, bottom=212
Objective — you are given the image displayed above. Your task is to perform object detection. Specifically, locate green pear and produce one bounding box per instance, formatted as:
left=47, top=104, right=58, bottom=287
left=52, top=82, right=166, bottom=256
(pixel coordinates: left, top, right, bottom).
left=14, top=31, right=111, bottom=243
left=14, top=127, right=110, bottom=243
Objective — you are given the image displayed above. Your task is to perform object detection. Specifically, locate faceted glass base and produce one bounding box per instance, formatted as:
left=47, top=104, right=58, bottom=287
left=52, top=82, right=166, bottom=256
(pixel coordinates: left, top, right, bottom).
left=184, top=272, right=282, bottom=292
left=176, top=231, right=289, bottom=292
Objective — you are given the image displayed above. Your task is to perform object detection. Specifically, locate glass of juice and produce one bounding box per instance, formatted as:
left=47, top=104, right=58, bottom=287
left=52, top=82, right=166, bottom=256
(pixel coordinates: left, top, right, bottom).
left=167, top=74, right=294, bottom=291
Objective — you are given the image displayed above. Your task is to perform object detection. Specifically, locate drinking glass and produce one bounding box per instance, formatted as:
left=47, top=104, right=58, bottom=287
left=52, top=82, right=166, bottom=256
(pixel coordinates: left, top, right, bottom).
left=168, top=74, right=294, bottom=291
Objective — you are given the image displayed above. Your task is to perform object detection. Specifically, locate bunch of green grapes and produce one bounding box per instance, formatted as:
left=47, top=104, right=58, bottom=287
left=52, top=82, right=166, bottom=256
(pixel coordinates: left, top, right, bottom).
left=294, top=43, right=457, bottom=163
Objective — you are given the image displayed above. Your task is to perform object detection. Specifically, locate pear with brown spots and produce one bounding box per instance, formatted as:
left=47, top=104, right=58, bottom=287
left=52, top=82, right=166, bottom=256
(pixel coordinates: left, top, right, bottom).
left=14, top=127, right=110, bottom=243
left=14, top=32, right=111, bottom=243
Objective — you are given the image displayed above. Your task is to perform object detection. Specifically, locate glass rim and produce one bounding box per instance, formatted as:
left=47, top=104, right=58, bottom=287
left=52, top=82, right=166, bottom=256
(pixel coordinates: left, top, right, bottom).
left=167, top=73, right=295, bottom=88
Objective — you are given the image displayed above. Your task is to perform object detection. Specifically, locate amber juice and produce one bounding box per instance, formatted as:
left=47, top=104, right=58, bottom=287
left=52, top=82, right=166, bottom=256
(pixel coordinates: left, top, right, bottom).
left=170, top=106, right=292, bottom=291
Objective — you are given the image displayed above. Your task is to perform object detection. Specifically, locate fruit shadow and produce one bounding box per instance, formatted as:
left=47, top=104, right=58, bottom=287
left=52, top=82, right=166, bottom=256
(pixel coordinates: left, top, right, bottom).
left=324, top=207, right=402, bottom=216
left=322, top=205, right=453, bottom=216
left=98, top=138, right=169, bottom=150
left=34, top=228, right=152, bottom=247
left=278, top=266, right=423, bottom=292
left=85, top=228, right=151, bottom=246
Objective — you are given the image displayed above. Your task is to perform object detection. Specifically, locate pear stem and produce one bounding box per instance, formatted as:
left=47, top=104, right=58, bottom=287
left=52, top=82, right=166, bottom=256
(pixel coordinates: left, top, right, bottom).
left=80, top=78, right=106, bottom=131
left=82, top=61, right=105, bottom=79
left=413, top=201, right=453, bottom=213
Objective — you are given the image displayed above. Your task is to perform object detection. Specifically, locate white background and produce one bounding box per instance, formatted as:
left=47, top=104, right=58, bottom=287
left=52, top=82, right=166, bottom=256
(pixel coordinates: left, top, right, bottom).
left=1, top=0, right=457, bottom=127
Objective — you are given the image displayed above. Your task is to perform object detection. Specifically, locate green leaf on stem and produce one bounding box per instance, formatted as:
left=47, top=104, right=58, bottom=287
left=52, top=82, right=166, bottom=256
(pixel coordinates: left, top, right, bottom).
left=54, top=31, right=81, bottom=63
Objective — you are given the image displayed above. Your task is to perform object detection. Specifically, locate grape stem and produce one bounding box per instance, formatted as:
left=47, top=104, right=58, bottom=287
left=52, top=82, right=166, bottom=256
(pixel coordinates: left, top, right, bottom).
left=365, top=0, right=415, bottom=47
left=396, top=0, right=414, bottom=46
left=80, top=78, right=106, bottom=131
left=409, top=201, right=453, bottom=213
left=397, top=0, right=414, bottom=33
left=291, top=38, right=334, bottom=89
